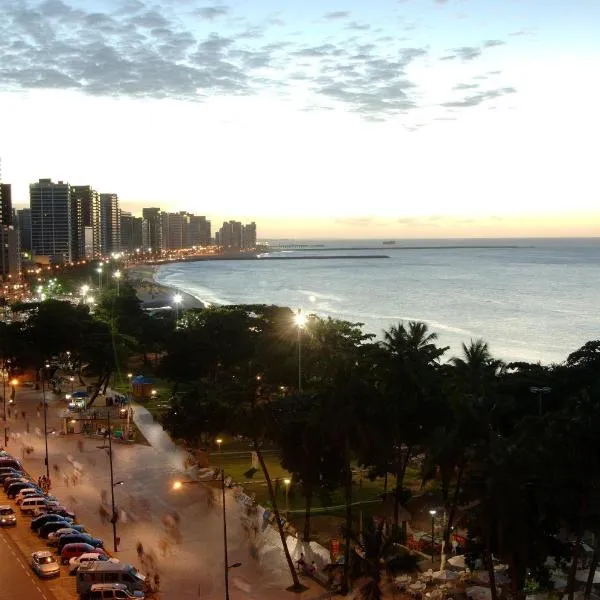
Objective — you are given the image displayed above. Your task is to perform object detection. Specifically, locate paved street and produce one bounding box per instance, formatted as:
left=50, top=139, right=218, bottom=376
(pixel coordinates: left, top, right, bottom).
left=0, top=525, right=58, bottom=600
left=3, top=384, right=336, bottom=600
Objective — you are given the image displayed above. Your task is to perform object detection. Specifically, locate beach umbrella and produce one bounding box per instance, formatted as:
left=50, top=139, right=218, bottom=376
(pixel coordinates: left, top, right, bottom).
left=448, top=555, right=467, bottom=569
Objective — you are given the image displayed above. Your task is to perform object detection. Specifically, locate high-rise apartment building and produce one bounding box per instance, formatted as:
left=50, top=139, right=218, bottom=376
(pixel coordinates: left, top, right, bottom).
left=100, top=193, right=120, bottom=255
left=160, top=211, right=192, bottom=250
left=215, top=221, right=256, bottom=249
left=16, top=208, right=32, bottom=253
left=120, top=211, right=143, bottom=252
left=0, top=183, right=12, bottom=226
left=189, top=215, right=211, bottom=246
left=71, top=185, right=100, bottom=259
left=242, top=222, right=257, bottom=248
left=30, top=179, right=72, bottom=263
left=142, top=207, right=161, bottom=253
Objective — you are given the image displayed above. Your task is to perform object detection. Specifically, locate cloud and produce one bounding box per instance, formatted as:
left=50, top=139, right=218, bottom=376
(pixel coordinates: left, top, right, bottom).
left=335, top=217, right=379, bottom=227
left=193, top=5, right=230, bottom=20
left=323, top=11, right=350, bottom=20
left=452, top=46, right=482, bottom=60
left=441, top=87, right=516, bottom=108
left=483, top=39, right=505, bottom=48
left=0, top=0, right=515, bottom=121
left=453, top=83, right=479, bottom=91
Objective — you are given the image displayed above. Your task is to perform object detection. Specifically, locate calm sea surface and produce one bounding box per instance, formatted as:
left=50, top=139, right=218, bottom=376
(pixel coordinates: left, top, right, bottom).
left=154, top=238, right=600, bottom=365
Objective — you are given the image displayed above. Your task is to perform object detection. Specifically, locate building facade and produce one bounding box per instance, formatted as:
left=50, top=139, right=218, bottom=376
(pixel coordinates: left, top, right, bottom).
left=16, top=208, right=32, bottom=253
left=30, top=179, right=72, bottom=263
left=189, top=215, right=211, bottom=246
left=0, top=183, right=12, bottom=226
left=142, top=207, right=161, bottom=253
left=120, top=211, right=143, bottom=252
left=99, top=193, right=120, bottom=255
left=71, top=185, right=100, bottom=259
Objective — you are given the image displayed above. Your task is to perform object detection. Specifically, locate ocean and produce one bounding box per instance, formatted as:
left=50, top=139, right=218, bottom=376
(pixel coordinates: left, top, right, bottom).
left=154, top=238, right=600, bottom=365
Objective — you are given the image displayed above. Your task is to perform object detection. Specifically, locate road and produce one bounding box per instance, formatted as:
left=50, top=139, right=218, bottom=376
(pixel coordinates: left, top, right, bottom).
left=4, top=382, right=333, bottom=599
left=0, top=526, right=57, bottom=600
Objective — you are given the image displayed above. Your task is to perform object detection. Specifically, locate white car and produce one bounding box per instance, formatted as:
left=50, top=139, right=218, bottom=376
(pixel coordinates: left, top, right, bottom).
left=31, top=551, right=60, bottom=578
left=68, top=552, right=119, bottom=574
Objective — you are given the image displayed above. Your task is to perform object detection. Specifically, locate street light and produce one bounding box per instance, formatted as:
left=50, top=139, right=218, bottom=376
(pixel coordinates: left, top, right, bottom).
left=173, top=294, right=182, bottom=321
left=113, top=270, right=121, bottom=295
left=294, top=309, right=306, bottom=393
left=96, top=266, right=103, bottom=291
left=216, top=437, right=232, bottom=600
left=530, top=386, right=551, bottom=417
left=284, top=478, right=291, bottom=518
left=69, top=376, right=74, bottom=393
left=104, top=409, right=120, bottom=552
left=42, top=362, right=50, bottom=480
left=429, top=509, right=437, bottom=564
left=2, top=362, right=8, bottom=447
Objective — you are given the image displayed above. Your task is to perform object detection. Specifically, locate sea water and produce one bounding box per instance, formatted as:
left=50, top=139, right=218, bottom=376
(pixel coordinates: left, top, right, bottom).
left=154, top=238, right=600, bottom=365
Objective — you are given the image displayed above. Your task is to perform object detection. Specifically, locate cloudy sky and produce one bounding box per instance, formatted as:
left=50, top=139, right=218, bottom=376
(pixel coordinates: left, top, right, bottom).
left=0, top=0, right=599, bottom=238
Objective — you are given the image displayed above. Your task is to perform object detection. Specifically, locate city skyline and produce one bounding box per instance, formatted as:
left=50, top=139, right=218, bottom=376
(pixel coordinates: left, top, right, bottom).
left=0, top=1, right=599, bottom=238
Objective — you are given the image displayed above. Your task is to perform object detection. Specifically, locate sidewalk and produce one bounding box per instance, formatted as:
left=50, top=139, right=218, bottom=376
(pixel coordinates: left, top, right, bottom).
left=4, top=385, right=343, bottom=599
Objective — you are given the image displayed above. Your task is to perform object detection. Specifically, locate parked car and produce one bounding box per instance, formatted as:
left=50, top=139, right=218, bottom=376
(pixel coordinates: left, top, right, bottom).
left=30, top=551, right=60, bottom=578
left=3, top=476, right=29, bottom=492
left=38, top=519, right=73, bottom=539
left=47, top=526, right=87, bottom=546
left=0, top=458, right=22, bottom=471
left=0, top=468, right=23, bottom=482
left=60, top=543, right=97, bottom=565
left=31, top=513, right=73, bottom=532
left=85, top=583, right=144, bottom=599
left=20, top=496, right=54, bottom=515
left=58, top=534, right=103, bottom=554
left=75, top=563, right=146, bottom=596
left=34, top=505, right=76, bottom=520
left=69, top=551, right=115, bottom=575
left=0, top=505, right=16, bottom=526
left=15, top=488, right=47, bottom=504
left=7, top=481, right=37, bottom=499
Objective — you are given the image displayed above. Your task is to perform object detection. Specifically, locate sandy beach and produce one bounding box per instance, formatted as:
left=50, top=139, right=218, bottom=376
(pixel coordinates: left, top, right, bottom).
left=125, top=264, right=204, bottom=309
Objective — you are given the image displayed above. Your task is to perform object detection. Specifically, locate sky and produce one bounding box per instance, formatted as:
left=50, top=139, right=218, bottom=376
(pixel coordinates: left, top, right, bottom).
left=0, top=0, right=599, bottom=239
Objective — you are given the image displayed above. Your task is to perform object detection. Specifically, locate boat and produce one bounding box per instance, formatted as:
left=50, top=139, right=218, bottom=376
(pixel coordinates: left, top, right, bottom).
left=382, top=240, right=396, bottom=245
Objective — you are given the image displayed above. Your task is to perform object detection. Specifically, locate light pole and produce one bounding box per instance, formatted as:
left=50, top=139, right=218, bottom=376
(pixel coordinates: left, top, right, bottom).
left=173, top=294, right=182, bottom=321
left=216, top=438, right=232, bottom=600
left=97, top=266, right=103, bottom=291
left=530, top=386, right=551, bottom=417
left=429, top=509, right=437, bottom=565
left=42, top=362, right=50, bottom=479
left=294, top=309, right=306, bottom=393
left=107, top=409, right=120, bottom=552
left=10, top=379, right=18, bottom=407
left=113, top=270, right=121, bottom=295
left=2, top=361, right=8, bottom=448
left=284, top=478, right=291, bottom=518
left=80, top=284, right=89, bottom=305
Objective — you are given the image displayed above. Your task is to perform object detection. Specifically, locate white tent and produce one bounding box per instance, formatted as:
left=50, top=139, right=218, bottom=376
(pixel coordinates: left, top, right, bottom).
left=576, top=569, right=600, bottom=584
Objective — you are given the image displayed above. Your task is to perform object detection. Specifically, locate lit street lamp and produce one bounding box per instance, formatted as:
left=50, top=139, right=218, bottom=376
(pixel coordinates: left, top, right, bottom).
left=284, top=478, right=291, bottom=518
left=294, top=309, right=307, bottom=393
left=113, top=270, right=121, bottom=295
left=42, top=362, right=51, bottom=479
left=69, top=376, right=74, bottom=394
left=173, top=294, right=182, bottom=321
left=429, top=509, right=437, bottom=564
left=530, top=386, right=551, bottom=417
left=173, top=438, right=240, bottom=600
left=96, top=266, right=103, bottom=291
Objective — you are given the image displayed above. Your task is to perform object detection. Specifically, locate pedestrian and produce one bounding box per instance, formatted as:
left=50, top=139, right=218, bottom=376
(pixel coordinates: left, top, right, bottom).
left=296, top=552, right=306, bottom=572
left=14, top=411, right=18, bottom=420
left=26, top=421, right=30, bottom=433
left=36, top=409, right=41, bottom=419
left=136, top=541, right=144, bottom=559
left=451, top=539, right=458, bottom=554
left=21, top=411, right=26, bottom=420
left=77, top=439, right=84, bottom=452
left=153, top=572, right=160, bottom=592
left=64, top=473, right=70, bottom=488
left=38, top=476, right=43, bottom=488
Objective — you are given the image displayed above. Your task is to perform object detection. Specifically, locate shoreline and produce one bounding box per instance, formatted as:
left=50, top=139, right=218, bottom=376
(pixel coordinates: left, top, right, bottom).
left=125, top=264, right=205, bottom=310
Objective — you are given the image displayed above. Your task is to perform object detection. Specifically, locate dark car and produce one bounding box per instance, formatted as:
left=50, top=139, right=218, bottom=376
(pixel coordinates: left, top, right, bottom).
left=0, top=468, right=23, bottom=482
left=57, top=534, right=103, bottom=553
left=38, top=519, right=73, bottom=539
left=35, top=506, right=76, bottom=521
left=31, top=513, right=73, bottom=532
left=7, top=481, right=37, bottom=499
left=0, top=458, right=22, bottom=471
left=3, top=476, right=30, bottom=492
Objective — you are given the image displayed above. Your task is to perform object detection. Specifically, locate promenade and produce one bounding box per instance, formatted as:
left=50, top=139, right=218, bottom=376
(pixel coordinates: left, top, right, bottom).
left=4, top=383, right=340, bottom=600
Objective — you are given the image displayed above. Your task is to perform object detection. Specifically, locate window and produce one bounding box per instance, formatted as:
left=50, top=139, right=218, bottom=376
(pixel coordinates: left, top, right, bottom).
left=116, top=592, right=128, bottom=599
left=103, top=592, right=114, bottom=599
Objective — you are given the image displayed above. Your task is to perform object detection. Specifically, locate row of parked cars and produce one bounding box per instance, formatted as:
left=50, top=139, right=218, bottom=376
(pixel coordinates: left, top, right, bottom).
left=0, top=452, right=147, bottom=599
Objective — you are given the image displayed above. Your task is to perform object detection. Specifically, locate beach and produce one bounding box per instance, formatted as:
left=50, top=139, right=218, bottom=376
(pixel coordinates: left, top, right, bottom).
left=125, top=264, right=204, bottom=309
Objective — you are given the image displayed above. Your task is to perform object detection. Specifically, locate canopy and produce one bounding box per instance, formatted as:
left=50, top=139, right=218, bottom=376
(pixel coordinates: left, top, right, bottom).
left=576, top=569, right=600, bottom=584
left=71, top=391, right=89, bottom=398
left=132, top=376, right=153, bottom=384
